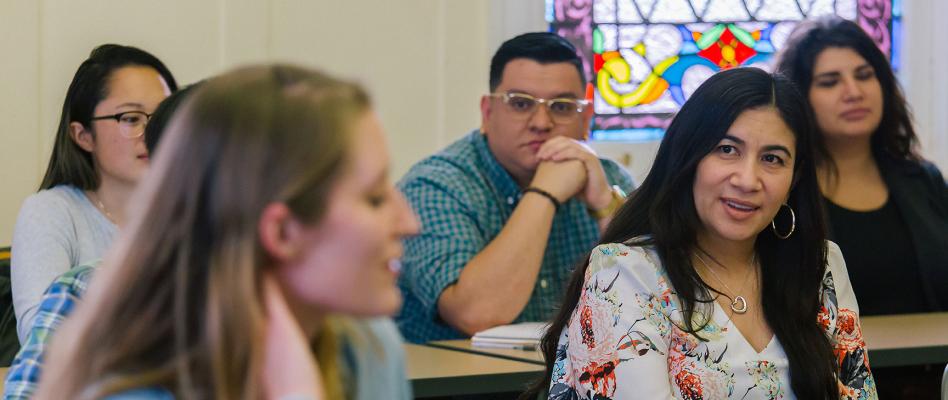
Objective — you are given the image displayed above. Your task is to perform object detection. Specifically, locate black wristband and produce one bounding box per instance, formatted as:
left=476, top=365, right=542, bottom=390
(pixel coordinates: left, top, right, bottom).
left=522, top=187, right=561, bottom=211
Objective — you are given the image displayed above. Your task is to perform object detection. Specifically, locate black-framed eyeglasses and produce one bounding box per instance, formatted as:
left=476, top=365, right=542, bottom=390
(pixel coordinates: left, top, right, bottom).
left=90, top=111, right=152, bottom=138
left=488, top=92, right=589, bottom=123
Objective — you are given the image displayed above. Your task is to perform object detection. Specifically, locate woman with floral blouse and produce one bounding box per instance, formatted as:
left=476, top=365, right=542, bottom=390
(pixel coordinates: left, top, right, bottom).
left=524, top=68, right=876, bottom=399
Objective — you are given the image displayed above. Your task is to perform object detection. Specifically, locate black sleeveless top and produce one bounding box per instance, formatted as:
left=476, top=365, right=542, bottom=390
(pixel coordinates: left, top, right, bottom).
left=825, top=197, right=932, bottom=315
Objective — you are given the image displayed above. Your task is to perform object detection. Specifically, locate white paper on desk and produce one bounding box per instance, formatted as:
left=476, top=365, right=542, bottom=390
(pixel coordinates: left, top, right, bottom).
left=470, top=340, right=538, bottom=351
left=472, top=322, right=548, bottom=342
left=471, top=337, right=539, bottom=346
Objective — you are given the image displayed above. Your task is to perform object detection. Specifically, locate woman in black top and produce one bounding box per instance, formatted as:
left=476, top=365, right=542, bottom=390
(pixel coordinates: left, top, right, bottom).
left=777, top=16, right=948, bottom=315
left=777, top=15, right=948, bottom=398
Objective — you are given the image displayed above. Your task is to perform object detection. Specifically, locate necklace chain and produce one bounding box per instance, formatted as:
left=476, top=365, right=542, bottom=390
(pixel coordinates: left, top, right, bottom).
left=694, top=251, right=754, bottom=314
left=88, top=191, right=116, bottom=224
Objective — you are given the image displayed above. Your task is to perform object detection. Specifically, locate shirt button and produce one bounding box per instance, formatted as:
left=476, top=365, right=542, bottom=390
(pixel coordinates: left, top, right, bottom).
left=540, top=279, right=548, bottom=289
left=507, top=196, right=515, bottom=205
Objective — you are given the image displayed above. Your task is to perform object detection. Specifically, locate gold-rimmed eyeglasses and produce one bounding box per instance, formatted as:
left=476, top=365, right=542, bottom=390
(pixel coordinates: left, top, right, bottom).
left=488, top=92, right=589, bottom=124
left=90, top=111, right=152, bottom=138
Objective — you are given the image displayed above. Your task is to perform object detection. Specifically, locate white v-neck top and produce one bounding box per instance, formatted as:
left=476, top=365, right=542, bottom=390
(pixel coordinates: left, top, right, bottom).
left=547, top=241, right=877, bottom=399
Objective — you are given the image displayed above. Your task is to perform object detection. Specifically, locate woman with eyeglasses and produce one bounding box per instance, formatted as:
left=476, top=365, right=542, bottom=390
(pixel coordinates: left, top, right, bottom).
left=10, top=44, right=176, bottom=342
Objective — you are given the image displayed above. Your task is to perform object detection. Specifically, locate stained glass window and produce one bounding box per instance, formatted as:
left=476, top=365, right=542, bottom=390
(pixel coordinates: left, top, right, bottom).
left=547, top=0, right=901, bottom=141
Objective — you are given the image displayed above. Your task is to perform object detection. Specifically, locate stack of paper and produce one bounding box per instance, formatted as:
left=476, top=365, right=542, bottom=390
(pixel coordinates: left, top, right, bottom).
left=471, top=322, right=548, bottom=350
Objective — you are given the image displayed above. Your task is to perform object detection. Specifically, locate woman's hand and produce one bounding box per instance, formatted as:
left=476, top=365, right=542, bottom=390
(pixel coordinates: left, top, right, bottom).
left=261, top=273, right=325, bottom=400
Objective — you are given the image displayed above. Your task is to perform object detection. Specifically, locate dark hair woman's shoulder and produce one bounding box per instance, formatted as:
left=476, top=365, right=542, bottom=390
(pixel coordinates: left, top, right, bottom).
left=917, top=160, right=948, bottom=204
left=918, top=159, right=947, bottom=183
left=879, top=154, right=942, bottom=178
left=880, top=155, right=948, bottom=209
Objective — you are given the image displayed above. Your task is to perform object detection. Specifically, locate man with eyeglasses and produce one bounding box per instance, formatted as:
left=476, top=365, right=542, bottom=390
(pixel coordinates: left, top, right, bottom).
left=396, top=32, right=635, bottom=343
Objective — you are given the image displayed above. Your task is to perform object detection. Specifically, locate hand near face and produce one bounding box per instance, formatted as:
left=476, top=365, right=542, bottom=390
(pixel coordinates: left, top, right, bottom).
left=535, top=137, right=614, bottom=210
left=261, top=273, right=325, bottom=400
left=530, top=158, right=587, bottom=203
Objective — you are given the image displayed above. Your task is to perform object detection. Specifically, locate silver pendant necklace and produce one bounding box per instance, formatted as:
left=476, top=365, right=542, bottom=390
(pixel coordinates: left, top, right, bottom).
left=694, top=251, right=754, bottom=314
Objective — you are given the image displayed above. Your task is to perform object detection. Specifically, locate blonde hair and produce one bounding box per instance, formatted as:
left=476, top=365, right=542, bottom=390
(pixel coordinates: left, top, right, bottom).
left=38, top=65, right=370, bottom=400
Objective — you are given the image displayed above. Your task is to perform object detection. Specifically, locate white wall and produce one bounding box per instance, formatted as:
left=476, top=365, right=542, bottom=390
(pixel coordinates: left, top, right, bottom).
left=902, top=0, right=948, bottom=171
left=0, top=2, right=41, bottom=247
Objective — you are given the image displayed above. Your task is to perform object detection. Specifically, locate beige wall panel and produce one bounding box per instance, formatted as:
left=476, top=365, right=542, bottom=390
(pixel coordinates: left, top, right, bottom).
left=440, top=1, right=490, bottom=145
left=268, top=1, right=443, bottom=178
left=220, top=0, right=270, bottom=67
left=902, top=0, right=947, bottom=170
left=0, top=2, right=40, bottom=245
left=932, top=0, right=948, bottom=171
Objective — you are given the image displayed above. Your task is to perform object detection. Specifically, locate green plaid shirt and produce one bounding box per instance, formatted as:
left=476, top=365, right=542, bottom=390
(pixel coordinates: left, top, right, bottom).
left=396, top=131, right=635, bottom=343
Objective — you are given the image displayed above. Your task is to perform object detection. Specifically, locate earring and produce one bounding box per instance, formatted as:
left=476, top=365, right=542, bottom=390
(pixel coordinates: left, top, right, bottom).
left=771, top=203, right=795, bottom=239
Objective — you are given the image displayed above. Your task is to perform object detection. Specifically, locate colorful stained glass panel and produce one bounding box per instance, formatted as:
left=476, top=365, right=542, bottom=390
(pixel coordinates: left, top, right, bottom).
left=547, top=0, right=900, bottom=141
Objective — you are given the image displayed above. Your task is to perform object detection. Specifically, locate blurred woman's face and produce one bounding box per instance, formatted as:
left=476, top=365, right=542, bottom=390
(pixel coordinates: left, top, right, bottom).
left=807, top=47, right=884, bottom=143
left=692, top=107, right=796, bottom=248
left=276, top=111, right=420, bottom=317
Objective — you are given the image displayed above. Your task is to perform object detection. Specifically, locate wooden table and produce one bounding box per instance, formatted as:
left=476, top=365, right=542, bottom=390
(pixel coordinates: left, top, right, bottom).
left=861, top=312, right=948, bottom=368
left=429, top=312, right=948, bottom=369
left=405, top=343, right=543, bottom=398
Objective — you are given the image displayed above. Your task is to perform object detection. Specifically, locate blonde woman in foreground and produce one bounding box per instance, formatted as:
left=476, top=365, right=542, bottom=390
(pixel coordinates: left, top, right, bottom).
left=34, top=64, right=419, bottom=400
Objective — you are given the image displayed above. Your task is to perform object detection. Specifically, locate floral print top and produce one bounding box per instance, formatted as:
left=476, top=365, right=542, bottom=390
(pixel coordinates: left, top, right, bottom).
left=547, top=241, right=877, bottom=399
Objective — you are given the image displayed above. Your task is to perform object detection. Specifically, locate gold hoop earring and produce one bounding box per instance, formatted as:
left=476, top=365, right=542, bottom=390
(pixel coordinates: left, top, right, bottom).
left=771, top=203, right=795, bottom=240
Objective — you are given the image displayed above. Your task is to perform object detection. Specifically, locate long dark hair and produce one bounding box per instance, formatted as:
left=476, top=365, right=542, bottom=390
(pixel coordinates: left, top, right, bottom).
left=40, top=44, right=178, bottom=191
left=524, top=68, right=837, bottom=399
left=775, top=16, right=919, bottom=166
